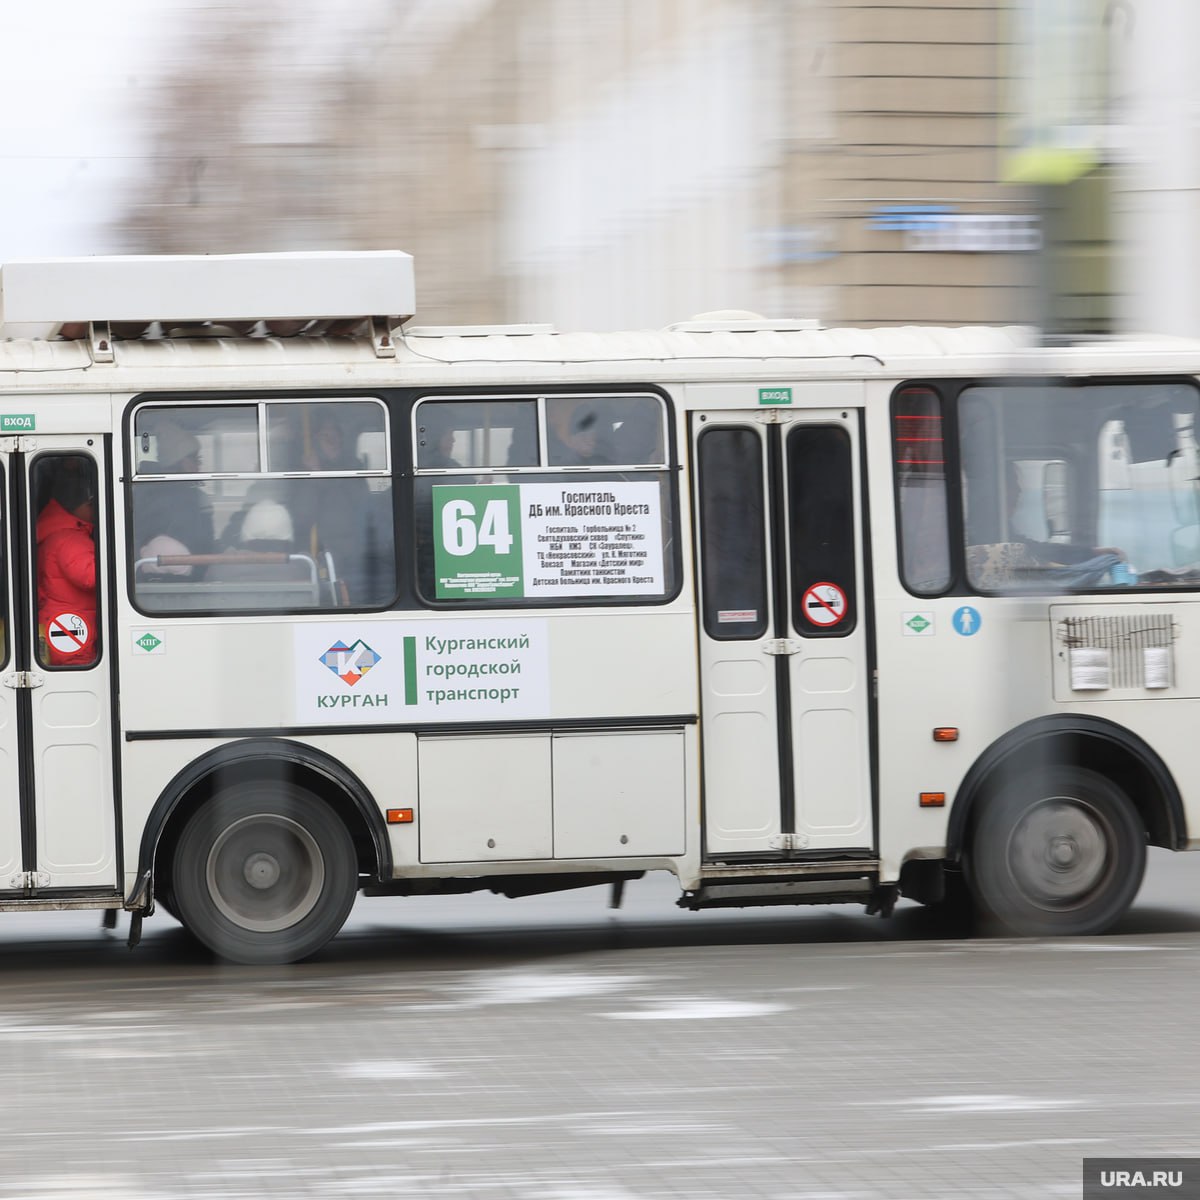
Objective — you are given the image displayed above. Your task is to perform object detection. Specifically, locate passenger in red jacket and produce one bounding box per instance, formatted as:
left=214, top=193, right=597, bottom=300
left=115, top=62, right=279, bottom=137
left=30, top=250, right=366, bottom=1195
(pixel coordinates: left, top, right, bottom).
left=36, top=471, right=98, bottom=666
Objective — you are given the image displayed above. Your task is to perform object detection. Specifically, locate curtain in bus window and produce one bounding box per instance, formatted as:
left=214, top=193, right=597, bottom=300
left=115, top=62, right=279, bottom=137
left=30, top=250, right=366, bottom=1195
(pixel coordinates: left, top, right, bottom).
left=697, top=428, right=767, bottom=639
left=788, top=425, right=857, bottom=637
left=892, top=387, right=951, bottom=594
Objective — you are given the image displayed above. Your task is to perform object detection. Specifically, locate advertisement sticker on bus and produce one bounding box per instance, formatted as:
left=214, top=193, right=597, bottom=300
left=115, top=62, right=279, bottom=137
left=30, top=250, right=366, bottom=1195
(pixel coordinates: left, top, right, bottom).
left=294, top=618, right=550, bottom=723
left=433, top=481, right=664, bottom=600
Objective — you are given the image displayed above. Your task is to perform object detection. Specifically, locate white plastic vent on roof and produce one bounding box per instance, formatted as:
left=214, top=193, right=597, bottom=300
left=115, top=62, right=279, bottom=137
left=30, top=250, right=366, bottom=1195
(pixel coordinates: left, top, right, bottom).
left=0, top=250, right=415, bottom=326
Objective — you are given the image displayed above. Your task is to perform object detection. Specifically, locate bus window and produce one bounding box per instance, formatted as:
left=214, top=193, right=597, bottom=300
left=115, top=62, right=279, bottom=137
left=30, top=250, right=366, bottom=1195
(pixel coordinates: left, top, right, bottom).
left=130, top=398, right=395, bottom=612
left=697, top=427, right=767, bottom=639
left=788, top=425, right=857, bottom=637
left=32, top=454, right=100, bottom=668
left=414, top=399, right=538, bottom=470
left=546, top=396, right=611, bottom=466
left=413, top=392, right=673, bottom=605
left=545, top=394, right=665, bottom=468
left=892, top=386, right=952, bottom=595
left=959, top=382, right=1200, bottom=590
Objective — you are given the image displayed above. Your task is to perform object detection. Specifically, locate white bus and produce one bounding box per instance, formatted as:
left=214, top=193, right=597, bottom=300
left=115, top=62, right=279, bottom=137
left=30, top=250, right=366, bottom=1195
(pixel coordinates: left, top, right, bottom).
left=0, top=250, right=1197, bottom=964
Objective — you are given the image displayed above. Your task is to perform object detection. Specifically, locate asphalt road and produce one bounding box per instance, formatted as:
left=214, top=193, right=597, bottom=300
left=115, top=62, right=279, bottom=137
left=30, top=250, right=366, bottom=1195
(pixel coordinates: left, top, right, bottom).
left=0, top=849, right=1198, bottom=1199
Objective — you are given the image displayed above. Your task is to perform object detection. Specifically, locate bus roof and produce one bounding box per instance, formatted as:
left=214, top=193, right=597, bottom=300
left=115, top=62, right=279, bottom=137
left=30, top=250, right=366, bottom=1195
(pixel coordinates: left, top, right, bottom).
left=4, top=247, right=1200, bottom=383
left=7, top=321, right=1200, bottom=387
left=0, top=321, right=1037, bottom=384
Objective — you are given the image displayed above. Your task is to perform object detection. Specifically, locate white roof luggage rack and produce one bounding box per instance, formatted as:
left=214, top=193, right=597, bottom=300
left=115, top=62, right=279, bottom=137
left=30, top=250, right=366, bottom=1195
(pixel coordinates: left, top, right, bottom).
left=0, top=250, right=415, bottom=360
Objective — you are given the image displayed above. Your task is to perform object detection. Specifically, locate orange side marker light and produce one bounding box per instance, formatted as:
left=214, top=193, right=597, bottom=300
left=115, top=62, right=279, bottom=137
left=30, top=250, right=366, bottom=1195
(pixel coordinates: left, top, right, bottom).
left=932, top=727, right=959, bottom=742
left=386, top=808, right=414, bottom=824
left=919, top=792, right=946, bottom=808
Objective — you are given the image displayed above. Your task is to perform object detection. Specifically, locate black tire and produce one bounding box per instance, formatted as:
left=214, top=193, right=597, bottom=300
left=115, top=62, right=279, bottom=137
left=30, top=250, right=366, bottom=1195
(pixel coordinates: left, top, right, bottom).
left=155, top=889, right=181, bottom=923
left=968, top=766, right=1145, bottom=937
left=920, top=867, right=976, bottom=937
left=172, top=782, right=357, bottom=965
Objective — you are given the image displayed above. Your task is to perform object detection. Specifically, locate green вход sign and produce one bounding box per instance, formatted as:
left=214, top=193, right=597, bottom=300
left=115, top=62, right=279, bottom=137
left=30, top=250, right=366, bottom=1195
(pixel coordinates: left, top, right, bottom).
left=758, top=388, right=792, bottom=406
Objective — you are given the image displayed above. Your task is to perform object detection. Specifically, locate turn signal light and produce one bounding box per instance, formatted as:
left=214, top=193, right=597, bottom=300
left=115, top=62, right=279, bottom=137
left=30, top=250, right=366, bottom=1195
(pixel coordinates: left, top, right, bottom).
left=386, top=808, right=414, bottom=824
left=919, top=792, right=946, bottom=808
left=932, top=727, right=959, bottom=742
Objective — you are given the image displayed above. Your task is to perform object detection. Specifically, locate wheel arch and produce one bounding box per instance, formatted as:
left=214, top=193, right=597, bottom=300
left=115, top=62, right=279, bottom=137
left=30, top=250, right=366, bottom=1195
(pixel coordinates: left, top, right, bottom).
left=138, top=738, right=393, bottom=906
left=945, top=714, right=1186, bottom=860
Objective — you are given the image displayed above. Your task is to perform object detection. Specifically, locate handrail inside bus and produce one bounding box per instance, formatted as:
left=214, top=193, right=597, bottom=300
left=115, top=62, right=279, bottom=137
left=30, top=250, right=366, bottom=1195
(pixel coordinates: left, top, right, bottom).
left=138, top=552, right=296, bottom=568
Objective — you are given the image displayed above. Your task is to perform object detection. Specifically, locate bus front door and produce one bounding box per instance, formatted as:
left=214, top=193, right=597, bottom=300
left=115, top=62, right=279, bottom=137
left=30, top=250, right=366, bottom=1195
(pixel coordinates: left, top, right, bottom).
left=692, top=403, right=873, bottom=859
left=0, top=437, right=119, bottom=897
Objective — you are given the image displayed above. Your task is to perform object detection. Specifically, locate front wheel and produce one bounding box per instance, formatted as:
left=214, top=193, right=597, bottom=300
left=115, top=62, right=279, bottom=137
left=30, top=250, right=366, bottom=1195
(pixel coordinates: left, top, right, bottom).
left=968, top=766, right=1145, bottom=937
left=172, top=782, right=358, bottom=964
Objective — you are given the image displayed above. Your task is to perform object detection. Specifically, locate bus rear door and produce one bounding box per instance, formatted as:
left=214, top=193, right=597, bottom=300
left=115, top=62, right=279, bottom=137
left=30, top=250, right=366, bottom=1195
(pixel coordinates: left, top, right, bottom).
left=0, top=436, right=119, bottom=897
left=691, top=392, right=873, bottom=859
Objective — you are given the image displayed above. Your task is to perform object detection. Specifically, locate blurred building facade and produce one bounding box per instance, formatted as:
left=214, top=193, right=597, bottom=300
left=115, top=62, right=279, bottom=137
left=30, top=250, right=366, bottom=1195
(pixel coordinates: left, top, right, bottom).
left=119, top=0, right=1062, bottom=332
left=1112, top=0, right=1200, bottom=337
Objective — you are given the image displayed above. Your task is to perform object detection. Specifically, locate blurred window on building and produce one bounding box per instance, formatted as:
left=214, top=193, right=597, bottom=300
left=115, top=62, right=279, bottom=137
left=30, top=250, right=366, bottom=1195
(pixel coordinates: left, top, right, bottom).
left=131, top=398, right=394, bottom=612
left=893, top=386, right=952, bottom=595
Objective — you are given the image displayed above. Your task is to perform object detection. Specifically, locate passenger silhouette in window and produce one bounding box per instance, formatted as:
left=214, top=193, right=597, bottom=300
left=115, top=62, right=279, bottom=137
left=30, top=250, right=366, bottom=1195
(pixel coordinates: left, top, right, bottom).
left=134, top=421, right=216, bottom=566
left=37, top=464, right=98, bottom=666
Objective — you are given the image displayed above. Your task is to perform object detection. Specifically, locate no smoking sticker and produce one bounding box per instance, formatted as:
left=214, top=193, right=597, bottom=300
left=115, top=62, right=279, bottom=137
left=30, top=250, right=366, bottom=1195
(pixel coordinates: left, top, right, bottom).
left=47, top=612, right=90, bottom=654
left=801, top=581, right=847, bottom=627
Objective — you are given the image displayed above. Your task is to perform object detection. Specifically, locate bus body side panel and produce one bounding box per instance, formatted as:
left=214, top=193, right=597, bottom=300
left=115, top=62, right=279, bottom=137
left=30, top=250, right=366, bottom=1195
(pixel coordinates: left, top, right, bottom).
left=115, top=607, right=701, bottom=887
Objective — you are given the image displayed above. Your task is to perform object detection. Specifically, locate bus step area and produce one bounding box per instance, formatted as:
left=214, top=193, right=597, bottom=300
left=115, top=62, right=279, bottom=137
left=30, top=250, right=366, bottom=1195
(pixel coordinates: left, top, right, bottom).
left=682, top=864, right=878, bottom=911
left=0, top=892, right=124, bottom=913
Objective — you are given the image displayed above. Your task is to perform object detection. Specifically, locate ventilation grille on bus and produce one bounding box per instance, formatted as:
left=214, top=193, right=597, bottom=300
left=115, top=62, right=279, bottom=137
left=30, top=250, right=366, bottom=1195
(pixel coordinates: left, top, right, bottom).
left=1056, top=614, right=1177, bottom=691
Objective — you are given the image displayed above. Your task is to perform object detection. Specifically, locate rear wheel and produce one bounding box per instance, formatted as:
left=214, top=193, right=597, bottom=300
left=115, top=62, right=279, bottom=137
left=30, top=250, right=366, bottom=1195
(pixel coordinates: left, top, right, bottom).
left=172, top=782, right=357, bottom=964
left=969, top=766, right=1145, bottom=936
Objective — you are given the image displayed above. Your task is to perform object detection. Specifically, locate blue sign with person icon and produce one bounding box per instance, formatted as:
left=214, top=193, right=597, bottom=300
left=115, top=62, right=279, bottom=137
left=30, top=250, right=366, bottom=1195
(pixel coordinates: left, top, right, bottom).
left=952, top=605, right=981, bottom=637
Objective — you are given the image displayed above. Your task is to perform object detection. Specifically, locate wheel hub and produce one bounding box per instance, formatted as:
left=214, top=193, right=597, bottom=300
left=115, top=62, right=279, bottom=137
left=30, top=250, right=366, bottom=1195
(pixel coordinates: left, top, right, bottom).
left=243, top=852, right=282, bottom=890
left=1008, top=797, right=1111, bottom=907
left=205, top=814, right=326, bottom=933
left=1048, top=836, right=1078, bottom=868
